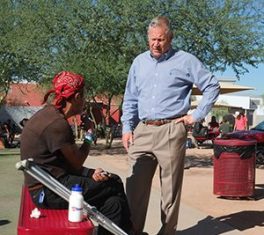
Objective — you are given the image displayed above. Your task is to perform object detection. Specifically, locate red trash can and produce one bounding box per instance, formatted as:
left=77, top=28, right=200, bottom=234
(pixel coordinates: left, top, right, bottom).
left=213, top=138, right=256, bottom=197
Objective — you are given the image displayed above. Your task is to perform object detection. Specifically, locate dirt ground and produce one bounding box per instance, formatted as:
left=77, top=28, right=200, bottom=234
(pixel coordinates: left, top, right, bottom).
left=88, top=139, right=264, bottom=234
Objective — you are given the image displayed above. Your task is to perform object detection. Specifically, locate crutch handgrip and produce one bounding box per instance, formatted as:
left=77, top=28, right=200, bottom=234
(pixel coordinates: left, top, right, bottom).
left=16, top=159, right=34, bottom=171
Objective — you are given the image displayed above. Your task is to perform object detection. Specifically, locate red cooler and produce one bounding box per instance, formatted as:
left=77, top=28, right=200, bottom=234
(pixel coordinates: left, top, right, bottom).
left=213, top=138, right=256, bottom=197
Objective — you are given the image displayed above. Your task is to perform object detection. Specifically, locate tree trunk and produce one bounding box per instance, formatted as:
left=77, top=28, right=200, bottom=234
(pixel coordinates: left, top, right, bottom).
left=105, top=95, right=114, bottom=149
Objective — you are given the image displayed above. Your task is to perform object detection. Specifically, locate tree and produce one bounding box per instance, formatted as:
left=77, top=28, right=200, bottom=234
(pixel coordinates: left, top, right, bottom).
left=1, top=0, right=263, bottom=146
left=4, top=0, right=264, bottom=79
left=0, top=0, right=40, bottom=104
left=168, top=0, right=264, bottom=75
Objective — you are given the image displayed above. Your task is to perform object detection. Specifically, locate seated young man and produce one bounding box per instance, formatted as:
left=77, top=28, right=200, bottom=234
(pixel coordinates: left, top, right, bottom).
left=20, top=71, right=133, bottom=235
left=219, top=118, right=231, bottom=137
left=192, top=120, right=208, bottom=137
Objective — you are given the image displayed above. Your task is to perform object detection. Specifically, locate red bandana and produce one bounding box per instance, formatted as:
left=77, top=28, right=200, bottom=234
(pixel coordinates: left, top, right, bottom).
left=43, top=71, right=85, bottom=109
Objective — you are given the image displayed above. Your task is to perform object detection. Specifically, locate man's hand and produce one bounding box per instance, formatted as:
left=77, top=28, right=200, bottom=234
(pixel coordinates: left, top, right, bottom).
left=122, top=132, right=133, bottom=152
left=175, top=114, right=195, bottom=125
left=80, top=113, right=94, bottom=132
left=92, top=168, right=110, bottom=182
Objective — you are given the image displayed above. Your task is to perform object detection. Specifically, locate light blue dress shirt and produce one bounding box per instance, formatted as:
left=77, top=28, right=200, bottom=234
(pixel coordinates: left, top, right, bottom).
left=121, top=48, right=220, bottom=133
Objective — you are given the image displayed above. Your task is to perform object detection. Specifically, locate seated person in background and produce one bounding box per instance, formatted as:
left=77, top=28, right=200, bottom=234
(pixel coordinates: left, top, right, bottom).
left=20, top=71, right=133, bottom=235
left=192, top=119, right=208, bottom=137
left=208, top=116, right=219, bottom=132
left=1, top=120, right=11, bottom=147
left=219, top=118, right=231, bottom=137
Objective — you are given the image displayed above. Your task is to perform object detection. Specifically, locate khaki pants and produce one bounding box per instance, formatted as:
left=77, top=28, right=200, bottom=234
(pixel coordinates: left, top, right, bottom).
left=126, top=121, right=187, bottom=235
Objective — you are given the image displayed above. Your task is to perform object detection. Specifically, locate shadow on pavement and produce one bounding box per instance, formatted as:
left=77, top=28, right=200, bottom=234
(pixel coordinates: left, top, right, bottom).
left=184, top=156, right=213, bottom=168
left=178, top=210, right=264, bottom=234
left=0, top=219, right=10, bottom=226
left=177, top=216, right=235, bottom=235
left=217, top=210, right=264, bottom=231
left=253, top=184, right=264, bottom=200
left=89, top=140, right=127, bottom=156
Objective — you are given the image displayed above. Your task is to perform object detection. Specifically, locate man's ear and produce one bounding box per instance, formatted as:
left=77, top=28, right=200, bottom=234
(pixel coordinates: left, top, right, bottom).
left=74, top=92, right=82, bottom=101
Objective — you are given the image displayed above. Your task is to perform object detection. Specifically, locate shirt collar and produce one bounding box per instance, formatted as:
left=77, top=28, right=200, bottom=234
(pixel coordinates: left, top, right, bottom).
left=150, top=47, right=176, bottom=62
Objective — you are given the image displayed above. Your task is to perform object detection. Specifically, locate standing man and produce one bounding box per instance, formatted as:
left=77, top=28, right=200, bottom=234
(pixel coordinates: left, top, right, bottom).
left=121, top=16, right=220, bottom=235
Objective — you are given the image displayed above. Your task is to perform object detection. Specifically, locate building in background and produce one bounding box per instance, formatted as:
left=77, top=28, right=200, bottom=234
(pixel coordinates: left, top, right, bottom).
left=0, top=83, right=123, bottom=133
left=192, top=94, right=264, bottom=128
left=1, top=80, right=262, bottom=132
left=0, top=83, right=45, bottom=133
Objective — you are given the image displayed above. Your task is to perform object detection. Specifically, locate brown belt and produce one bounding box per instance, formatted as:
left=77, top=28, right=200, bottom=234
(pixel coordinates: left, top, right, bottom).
left=28, top=183, right=43, bottom=192
left=142, top=115, right=185, bottom=126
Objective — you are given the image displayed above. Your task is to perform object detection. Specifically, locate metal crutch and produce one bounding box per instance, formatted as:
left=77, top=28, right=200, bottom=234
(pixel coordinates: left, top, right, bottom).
left=16, top=159, right=128, bottom=235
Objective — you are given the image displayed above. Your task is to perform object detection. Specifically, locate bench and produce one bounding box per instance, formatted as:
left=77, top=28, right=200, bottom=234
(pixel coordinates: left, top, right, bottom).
left=17, top=186, right=95, bottom=235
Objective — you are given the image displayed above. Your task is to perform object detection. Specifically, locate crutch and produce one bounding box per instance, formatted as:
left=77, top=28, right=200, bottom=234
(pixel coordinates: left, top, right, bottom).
left=16, top=159, right=128, bottom=235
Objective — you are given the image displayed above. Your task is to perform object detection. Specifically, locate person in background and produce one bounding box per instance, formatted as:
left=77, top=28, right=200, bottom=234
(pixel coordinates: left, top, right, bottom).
left=208, top=116, right=219, bottom=132
left=0, top=122, right=5, bottom=147
left=121, top=16, right=220, bottom=235
left=219, top=118, right=231, bottom=137
left=192, top=119, right=208, bottom=137
left=20, top=71, right=133, bottom=235
left=234, top=112, right=247, bottom=131
left=3, top=119, right=12, bottom=145
left=240, top=111, right=248, bottom=130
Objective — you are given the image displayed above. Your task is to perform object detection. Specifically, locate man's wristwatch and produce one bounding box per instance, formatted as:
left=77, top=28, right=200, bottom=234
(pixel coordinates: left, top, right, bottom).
left=83, top=132, right=96, bottom=144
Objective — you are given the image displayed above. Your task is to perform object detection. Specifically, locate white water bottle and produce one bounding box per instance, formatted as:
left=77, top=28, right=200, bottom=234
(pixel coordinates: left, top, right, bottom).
left=68, top=184, right=84, bottom=222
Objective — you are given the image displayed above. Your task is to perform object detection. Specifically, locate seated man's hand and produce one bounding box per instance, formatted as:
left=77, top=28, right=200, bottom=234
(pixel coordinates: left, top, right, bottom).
left=92, top=168, right=111, bottom=182
left=80, top=113, right=94, bottom=132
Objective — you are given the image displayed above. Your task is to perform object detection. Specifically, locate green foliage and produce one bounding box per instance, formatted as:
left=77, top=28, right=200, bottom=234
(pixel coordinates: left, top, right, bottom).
left=211, top=107, right=229, bottom=121
left=1, top=0, right=264, bottom=101
left=0, top=0, right=40, bottom=102
left=168, top=0, right=264, bottom=75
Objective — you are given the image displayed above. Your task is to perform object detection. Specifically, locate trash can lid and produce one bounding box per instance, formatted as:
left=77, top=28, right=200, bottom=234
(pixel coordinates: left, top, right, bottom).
left=214, top=138, right=256, bottom=147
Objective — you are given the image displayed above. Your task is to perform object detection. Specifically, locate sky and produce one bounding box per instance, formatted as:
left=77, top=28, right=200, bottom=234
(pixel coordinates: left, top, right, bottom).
left=215, top=63, right=264, bottom=97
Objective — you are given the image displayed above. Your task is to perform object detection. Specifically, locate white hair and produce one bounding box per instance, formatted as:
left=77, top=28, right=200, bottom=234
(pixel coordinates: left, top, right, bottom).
left=148, top=16, right=173, bottom=39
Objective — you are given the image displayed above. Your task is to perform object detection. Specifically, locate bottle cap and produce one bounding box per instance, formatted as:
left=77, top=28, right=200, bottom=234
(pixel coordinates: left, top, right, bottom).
left=71, top=184, right=83, bottom=192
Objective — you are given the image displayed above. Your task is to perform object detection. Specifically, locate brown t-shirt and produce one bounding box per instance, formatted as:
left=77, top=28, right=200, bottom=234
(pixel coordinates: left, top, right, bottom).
left=20, top=105, right=75, bottom=186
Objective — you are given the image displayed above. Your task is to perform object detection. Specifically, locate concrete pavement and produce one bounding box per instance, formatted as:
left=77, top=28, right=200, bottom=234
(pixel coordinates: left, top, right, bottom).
left=84, top=140, right=264, bottom=235
left=0, top=150, right=23, bottom=235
